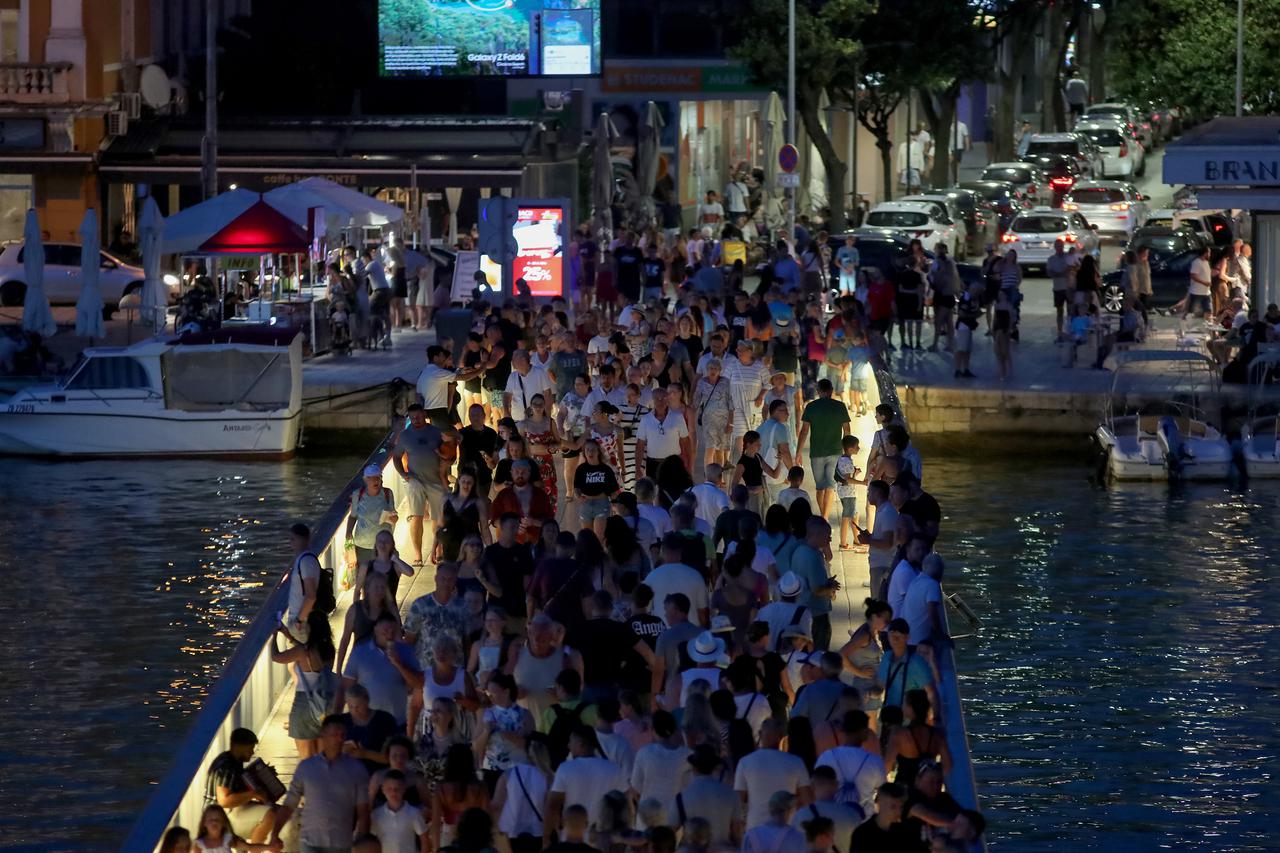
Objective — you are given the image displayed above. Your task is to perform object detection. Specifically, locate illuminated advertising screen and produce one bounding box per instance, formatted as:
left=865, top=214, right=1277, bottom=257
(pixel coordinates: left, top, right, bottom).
left=511, top=206, right=564, bottom=297
left=379, top=0, right=601, bottom=78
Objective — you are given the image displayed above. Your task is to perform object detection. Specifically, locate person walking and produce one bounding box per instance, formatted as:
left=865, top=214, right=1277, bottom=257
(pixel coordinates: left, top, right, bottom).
left=797, top=379, right=852, bottom=523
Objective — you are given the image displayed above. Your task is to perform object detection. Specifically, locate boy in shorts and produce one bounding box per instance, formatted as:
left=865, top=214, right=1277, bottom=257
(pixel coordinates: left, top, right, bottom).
left=835, top=434, right=867, bottom=550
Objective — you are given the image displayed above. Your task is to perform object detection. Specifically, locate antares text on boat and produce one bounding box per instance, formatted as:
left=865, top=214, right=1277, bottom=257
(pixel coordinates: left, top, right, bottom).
left=0, top=326, right=302, bottom=458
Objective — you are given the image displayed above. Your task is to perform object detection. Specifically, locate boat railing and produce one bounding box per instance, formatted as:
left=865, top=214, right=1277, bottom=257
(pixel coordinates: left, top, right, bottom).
left=122, top=429, right=407, bottom=851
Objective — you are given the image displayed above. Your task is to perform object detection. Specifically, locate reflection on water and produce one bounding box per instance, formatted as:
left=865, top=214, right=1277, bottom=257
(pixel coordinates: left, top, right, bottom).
left=930, top=457, right=1280, bottom=852
left=0, top=454, right=363, bottom=850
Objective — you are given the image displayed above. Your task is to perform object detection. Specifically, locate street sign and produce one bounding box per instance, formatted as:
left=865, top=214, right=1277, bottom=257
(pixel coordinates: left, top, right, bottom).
left=778, top=143, right=799, bottom=174
left=776, top=173, right=801, bottom=188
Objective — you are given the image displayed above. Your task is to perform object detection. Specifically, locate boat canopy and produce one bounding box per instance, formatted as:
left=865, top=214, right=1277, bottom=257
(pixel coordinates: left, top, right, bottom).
left=162, top=335, right=300, bottom=412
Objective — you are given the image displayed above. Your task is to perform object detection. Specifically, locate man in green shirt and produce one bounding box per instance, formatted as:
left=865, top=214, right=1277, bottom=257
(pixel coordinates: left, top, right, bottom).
left=797, top=379, right=852, bottom=521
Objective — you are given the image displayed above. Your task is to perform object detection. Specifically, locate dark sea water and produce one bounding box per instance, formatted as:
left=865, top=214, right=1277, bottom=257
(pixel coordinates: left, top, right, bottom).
left=926, top=454, right=1280, bottom=852
left=0, top=453, right=365, bottom=851
left=1, top=449, right=1277, bottom=851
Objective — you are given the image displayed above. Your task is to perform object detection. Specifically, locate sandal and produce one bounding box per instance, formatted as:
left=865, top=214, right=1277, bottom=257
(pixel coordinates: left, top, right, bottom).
left=839, top=543, right=853, bottom=551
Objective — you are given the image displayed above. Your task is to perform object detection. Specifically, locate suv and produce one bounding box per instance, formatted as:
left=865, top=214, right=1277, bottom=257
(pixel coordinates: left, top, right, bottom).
left=1020, top=133, right=1105, bottom=180
left=0, top=243, right=176, bottom=314
left=936, top=187, right=1000, bottom=256
left=958, top=180, right=1025, bottom=232
left=1101, top=249, right=1202, bottom=312
left=863, top=201, right=963, bottom=258
left=900, top=194, right=970, bottom=257
left=1146, top=208, right=1236, bottom=247
left=1062, top=181, right=1149, bottom=238
left=1002, top=208, right=1101, bottom=269
left=979, top=163, right=1052, bottom=207
left=1083, top=103, right=1152, bottom=149
left=1074, top=118, right=1145, bottom=178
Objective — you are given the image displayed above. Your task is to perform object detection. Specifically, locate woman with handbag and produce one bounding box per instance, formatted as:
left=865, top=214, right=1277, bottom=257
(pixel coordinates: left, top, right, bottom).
left=691, top=358, right=733, bottom=472
left=270, top=610, right=337, bottom=759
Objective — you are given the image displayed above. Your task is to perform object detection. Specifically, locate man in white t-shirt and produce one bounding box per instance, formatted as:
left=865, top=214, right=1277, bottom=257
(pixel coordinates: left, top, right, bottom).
left=629, top=710, right=693, bottom=826
left=635, top=478, right=672, bottom=544
left=545, top=727, right=627, bottom=845
left=697, top=191, right=726, bottom=237
left=503, top=349, right=556, bottom=422
left=901, top=552, right=947, bottom=646
left=887, top=535, right=927, bottom=619
left=725, top=174, right=750, bottom=219
left=646, top=536, right=710, bottom=627
left=1184, top=245, right=1214, bottom=319
left=814, top=710, right=887, bottom=819
left=635, top=387, right=691, bottom=481
left=859, top=480, right=899, bottom=598
left=370, top=772, right=429, bottom=853
left=733, top=718, right=813, bottom=829
left=284, top=522, right=320, bottom=642
left=687, top=464, right=730, bottom=528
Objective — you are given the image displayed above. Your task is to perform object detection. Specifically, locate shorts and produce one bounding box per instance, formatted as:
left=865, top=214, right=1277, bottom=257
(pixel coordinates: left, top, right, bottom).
left=840, top=496, right=857, bottom=518
left=933, top=292, right=955, bottom=309
left=870, top=316, right=892, bottom=334
left=425, top=406, right=457, bottom=428
left=580, top=496, right=612, bottom=521
left=1186, top=294, right=1211, bottom=315
left=812, top=455, right=839, bottom=490
left=227, top=803, right=273, bottom=838
left=1053, top=289, right=1069, bottom=308
left=839, top=272, right=858, bottom=294
left=644, top=286, right=664, bottom=302
left=401, top=475, right=428, bottom=515
left=407, top=279, right=420, bottom=307
left=486, top=387, right=505, bottom=409
left=393, top=268, right=408, bottom=299
left=289, top=690, right=325, bottom=740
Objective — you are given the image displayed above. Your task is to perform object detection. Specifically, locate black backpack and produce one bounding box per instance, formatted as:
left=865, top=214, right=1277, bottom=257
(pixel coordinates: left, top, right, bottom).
left=546, top=702, right=590, bottom=768
left=298, top=552, right=336, bottom=616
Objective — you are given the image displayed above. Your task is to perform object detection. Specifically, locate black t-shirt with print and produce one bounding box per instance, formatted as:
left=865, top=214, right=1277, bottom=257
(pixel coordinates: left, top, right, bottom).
left=574, top=462, right=620, bottom=498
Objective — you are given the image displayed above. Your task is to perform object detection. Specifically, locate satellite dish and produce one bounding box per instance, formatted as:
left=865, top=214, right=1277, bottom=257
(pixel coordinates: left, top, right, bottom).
left=139, top=65, right=171, bottom=109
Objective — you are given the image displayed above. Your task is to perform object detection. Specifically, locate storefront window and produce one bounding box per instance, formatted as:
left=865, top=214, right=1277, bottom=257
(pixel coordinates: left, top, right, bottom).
left=0, top=175, right=31, bottom=242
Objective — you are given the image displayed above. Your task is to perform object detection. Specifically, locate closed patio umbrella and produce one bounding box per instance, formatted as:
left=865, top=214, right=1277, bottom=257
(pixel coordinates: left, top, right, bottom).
left=20, top=209, right=55, bottom=338
left=635, top=101, right=665, bottom=231
left=75, top=208, right=105, bottom=340
left=139, top=196, right=167, bottom=333
left=591, top=111, right=618, bottom=244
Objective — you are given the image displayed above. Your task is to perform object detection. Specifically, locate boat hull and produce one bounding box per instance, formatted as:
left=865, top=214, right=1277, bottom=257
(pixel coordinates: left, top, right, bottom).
left=0, top=409, right=301, bottom=458
left=1097, top=425, right=1233, bottom=480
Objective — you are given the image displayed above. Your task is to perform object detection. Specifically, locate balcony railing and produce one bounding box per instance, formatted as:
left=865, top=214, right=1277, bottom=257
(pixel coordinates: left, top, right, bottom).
left=0, top=62, right=73, bottom=104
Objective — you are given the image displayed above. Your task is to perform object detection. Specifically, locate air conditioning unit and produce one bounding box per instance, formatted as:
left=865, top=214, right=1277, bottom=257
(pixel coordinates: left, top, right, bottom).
left=119, top=92, right=142, bottom=119
left=106, top=110, right=129, bottom=137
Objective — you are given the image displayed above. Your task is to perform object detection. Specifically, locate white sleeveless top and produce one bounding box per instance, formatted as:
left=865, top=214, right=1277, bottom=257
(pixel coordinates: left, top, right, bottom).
left=423, top=665, right=466, bottom=704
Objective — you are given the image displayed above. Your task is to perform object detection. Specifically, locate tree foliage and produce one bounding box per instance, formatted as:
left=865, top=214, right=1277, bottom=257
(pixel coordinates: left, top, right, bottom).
left=732, top=0, right=871, bottom=223
left=1109, top=0, right=1280, bottom=118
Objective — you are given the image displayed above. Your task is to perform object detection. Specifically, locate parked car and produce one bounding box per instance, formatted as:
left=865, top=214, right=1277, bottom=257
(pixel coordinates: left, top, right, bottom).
left=1020, top=132, right=1106, bottom=180
left=1100, top=248, right=1201, bottom=312
left=0, top=242, right=178, bottom=316
left=1126, top=225, right=1208, bottom=262
left=958, top=180, right=1025, bottom=232
left=979, top=163, right=1052, bottom=207
left=900, top=194, right=970, bottom=258
left=1062, top=181, right=1150, bottom=239
left=1084, top=103, right=1153, bottom=149
left=936, top=187, right=1000, bottom=256
left=1145, top=208, right=1236, bottom=247
left=1074, top=118, right=1145, bottom=178
left=1001, top=207, right=1101, bottom=270
left=862, top=201, right=963, bottom=258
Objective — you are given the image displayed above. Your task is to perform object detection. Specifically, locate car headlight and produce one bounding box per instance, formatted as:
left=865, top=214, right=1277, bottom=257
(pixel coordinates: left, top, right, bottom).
left=163, top=274, right=180, bottom=287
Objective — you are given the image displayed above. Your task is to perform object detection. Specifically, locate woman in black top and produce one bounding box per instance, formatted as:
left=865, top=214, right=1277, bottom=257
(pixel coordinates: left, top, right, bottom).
left=676, top=312, right=704, bottom=366
left=732, top=430, right=776, bottom=518
left=574, top=439, right=621, bottom=539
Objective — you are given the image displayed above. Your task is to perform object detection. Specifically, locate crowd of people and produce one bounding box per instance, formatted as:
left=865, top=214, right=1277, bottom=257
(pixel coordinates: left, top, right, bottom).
left=170, top=223, right=985, bottom=853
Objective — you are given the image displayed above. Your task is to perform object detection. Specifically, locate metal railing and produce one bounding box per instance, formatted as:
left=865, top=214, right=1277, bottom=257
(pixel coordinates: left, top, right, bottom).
left=0, top=61, right=72, bottom=104
left=122, top=431, right=405, bottom=850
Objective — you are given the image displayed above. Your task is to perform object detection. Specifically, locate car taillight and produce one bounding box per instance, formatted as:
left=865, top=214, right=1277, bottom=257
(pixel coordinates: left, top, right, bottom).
left=1059, top=234, right=1078, bottom=243
left=1001, top=233, right=1020, bottom=243
left=1026, top=184, right=1037, bottom=195
left=1050, top=177, right=1074, bottom=188
left=1109, top=202, right=1130, bottom=211
left=1213, top=223, right=1225, bottom=231
left=1119, top=143, right=1128, bottom=157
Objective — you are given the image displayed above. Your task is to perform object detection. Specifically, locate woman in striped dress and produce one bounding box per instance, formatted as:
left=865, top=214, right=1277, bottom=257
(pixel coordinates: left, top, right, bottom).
left=616, top=384, right=650, bottom=490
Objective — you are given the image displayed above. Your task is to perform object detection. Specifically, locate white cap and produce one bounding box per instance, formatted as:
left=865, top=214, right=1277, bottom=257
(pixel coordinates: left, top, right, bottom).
left=778, top=572, right=802, bottom=597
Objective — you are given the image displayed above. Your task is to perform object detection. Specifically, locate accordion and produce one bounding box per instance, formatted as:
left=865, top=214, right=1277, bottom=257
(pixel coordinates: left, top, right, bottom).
left=242, top=758, right=286, bottom=802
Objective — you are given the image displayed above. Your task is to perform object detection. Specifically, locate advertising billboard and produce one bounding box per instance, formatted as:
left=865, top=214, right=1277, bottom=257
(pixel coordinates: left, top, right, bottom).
left=511, top=206, right=564, bottom=297
left=379, top=0, right=601, bottom=78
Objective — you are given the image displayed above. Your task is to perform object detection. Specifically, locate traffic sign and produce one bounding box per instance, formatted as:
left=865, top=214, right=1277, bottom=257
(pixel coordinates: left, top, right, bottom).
left=776, top=173, right=801, bottom=188
left=778, top=143, right=799, bottom=174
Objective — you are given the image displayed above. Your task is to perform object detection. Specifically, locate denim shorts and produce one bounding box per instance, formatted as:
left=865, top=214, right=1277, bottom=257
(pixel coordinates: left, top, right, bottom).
left=812, top=455, right=839, bottom=490
left=580, top=496, right=612, bottom=521
left=840, top=496, right=857, bottom=518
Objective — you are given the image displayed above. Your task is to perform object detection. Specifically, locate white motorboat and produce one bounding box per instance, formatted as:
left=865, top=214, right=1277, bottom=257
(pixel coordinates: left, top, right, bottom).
left=0, top=326, right=302, bottom=458
left=1095, top=350, right=1233, bottom=481
left=1239, top=351, right=1280, bottom=478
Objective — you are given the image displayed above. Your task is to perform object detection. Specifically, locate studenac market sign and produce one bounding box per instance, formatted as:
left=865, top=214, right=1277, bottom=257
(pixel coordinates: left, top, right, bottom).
left=602, top=62, right=764, bottom=94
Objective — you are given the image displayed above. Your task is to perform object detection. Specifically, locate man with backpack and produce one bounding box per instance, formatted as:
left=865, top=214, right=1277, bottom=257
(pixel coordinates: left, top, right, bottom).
left=285, top=522, right=325, bottom=643
left=543, top=670, right=598, bottom=768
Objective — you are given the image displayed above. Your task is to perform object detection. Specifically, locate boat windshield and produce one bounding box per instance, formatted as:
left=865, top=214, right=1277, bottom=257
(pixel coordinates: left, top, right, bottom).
left=60, top=354, right=152, bottom=391
left=1107, top=356, right=1219, bottom=419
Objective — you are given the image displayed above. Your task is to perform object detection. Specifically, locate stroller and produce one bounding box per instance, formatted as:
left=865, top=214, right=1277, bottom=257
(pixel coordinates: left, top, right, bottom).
left=329, top=301, right=353, bottom=356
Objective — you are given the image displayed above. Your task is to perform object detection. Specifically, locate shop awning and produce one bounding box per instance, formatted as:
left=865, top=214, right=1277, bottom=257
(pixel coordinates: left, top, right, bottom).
left=198, top=200, right=310, bottom=255
left=99, top=115, right=545, bottom=189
